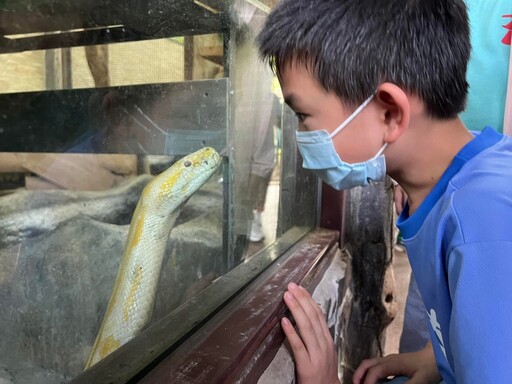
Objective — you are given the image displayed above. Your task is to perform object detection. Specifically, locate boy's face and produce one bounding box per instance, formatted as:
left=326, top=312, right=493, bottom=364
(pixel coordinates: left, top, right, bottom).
left=278, top=63, right=386, bottom=164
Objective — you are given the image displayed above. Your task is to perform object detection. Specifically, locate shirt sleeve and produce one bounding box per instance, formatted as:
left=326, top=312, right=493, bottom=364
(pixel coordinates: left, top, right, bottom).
left=447, top=241, right=512, bottom=383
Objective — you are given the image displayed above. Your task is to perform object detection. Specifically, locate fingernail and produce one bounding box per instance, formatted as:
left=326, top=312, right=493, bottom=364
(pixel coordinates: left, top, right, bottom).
left=288, top=282, right=298, bottom=290
left=281, top=317, right=290, bottom=326
left=284, top=292, right=292, bottom=300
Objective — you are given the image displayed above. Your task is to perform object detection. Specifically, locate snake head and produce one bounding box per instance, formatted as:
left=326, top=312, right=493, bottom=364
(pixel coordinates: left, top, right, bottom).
left=146, top=147, right=222, bottom=207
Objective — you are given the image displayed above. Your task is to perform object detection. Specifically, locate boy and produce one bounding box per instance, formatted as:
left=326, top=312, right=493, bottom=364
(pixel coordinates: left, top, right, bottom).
left=257, top=0, right=512, bottom=383
left=399, top=0, right=512, bottom=357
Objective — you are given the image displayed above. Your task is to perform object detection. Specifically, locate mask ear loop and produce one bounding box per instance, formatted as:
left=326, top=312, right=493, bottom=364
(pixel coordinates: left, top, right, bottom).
left=367, top=142, right=388, bottom=185
left=329, top=93, right=376, bottom=138
left=372, top=142, right=388, bottom=159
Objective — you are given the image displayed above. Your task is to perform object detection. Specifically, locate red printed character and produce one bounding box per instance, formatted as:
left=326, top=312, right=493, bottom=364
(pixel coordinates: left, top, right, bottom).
left=503, top=14, right=512, bottom=45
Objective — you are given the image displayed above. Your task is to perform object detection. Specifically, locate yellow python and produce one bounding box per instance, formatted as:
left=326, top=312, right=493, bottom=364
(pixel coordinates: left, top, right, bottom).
left=85, top=147, right=221, bottom=369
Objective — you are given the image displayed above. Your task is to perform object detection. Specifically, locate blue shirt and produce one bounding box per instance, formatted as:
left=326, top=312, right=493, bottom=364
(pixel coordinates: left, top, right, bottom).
left=397, top=128, right=512, bottom=383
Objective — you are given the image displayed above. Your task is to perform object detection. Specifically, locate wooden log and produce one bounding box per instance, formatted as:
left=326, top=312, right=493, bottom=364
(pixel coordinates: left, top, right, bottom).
left=0, top=153, right=137, bottom=191
left=341, top=178, right=397, bottom=383
left=0, top=153, right=137, bottom=175
left=19, top=153, right=117, bottom=191
left=1, top=153, right=137, bottom=179
left=0, top=153, right=26, bottom=173
left=25, top=176, right=63, bottom=190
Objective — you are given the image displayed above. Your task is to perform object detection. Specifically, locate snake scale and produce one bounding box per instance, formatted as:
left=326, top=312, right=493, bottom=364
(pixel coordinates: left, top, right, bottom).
left=85, top=147, right=221, bottom=369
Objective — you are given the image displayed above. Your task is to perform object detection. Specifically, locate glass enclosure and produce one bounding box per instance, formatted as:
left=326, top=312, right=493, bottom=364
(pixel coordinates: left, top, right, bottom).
left=0, top=0, right=318, bottom=382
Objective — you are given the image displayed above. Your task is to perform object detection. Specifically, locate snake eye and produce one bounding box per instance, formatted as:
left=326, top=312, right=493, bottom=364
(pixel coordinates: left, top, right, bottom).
left=184, top=160, right=192, bottom=167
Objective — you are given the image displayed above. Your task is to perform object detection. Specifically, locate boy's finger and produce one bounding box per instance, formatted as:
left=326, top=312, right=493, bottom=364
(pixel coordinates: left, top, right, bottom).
left=289, top=285, right=328, bottom=349
left=281, top=317, right=309, bottom=363
left=352, top=358, right=382, bottom=384
left=362, top=357, right=408, bottom=384
left=283, top=290, right=321, bottom=354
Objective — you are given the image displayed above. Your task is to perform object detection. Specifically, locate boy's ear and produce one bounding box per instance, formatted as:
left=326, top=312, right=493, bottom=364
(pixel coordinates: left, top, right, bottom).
left=375, top=83, right=410, bottom=143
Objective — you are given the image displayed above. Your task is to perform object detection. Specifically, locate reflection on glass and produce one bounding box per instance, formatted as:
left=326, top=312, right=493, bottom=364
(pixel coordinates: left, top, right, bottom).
left=0, top=0, right=314, bottom=382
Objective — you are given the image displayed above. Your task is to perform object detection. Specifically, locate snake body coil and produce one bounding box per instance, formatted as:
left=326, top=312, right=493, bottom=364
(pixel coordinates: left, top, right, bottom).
left=85, top=147, right=221, bottom=368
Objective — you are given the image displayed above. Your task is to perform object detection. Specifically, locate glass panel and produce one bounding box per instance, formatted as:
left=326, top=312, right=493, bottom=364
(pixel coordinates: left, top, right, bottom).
left=0, top=0, right=317, bottom=382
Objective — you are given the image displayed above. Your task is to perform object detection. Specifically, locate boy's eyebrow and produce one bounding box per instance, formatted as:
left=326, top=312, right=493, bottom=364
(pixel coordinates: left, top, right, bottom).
left=284, top=93, right=299, bottom=109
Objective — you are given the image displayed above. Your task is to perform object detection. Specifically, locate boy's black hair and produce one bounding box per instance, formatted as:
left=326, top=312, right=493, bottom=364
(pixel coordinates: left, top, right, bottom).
left=257, top=0, right=470, bottom=118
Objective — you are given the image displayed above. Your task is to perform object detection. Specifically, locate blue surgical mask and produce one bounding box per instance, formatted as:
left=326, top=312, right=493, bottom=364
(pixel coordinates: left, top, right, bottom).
left=295, top=94, right=387, bottom=190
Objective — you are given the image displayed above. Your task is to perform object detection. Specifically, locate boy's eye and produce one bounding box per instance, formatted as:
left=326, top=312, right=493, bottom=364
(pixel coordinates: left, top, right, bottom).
left=295, top=112, right=307, bottom=122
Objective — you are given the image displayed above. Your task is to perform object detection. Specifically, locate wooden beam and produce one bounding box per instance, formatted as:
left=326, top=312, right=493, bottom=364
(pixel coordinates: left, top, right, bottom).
left=197, top=45, right=223, bottom=66
left=0, top=26, right=135, bottom=54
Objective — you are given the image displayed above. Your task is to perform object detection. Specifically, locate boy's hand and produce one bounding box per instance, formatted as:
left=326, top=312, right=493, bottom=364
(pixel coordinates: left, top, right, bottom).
left=352, top=342, right=441, bottom=384
left=281, top=282, right=340, bottom=384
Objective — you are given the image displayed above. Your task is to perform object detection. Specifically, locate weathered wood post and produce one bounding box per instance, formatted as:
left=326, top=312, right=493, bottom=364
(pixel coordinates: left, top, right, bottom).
left=341, top=178, right=397, bottom=383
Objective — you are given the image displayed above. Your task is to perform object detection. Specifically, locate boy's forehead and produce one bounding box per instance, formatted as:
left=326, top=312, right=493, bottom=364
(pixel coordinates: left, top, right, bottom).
left=277, top=59, right=313, bottom=78
left=278, top=64, right=366, bottom=111
left=279, top=66, right=347, bottom=112
left=278, top=63, right=328, bottom=98
left=278, top=68, right=313, bottom=104
left=277, top=62, right=319, bottom=88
